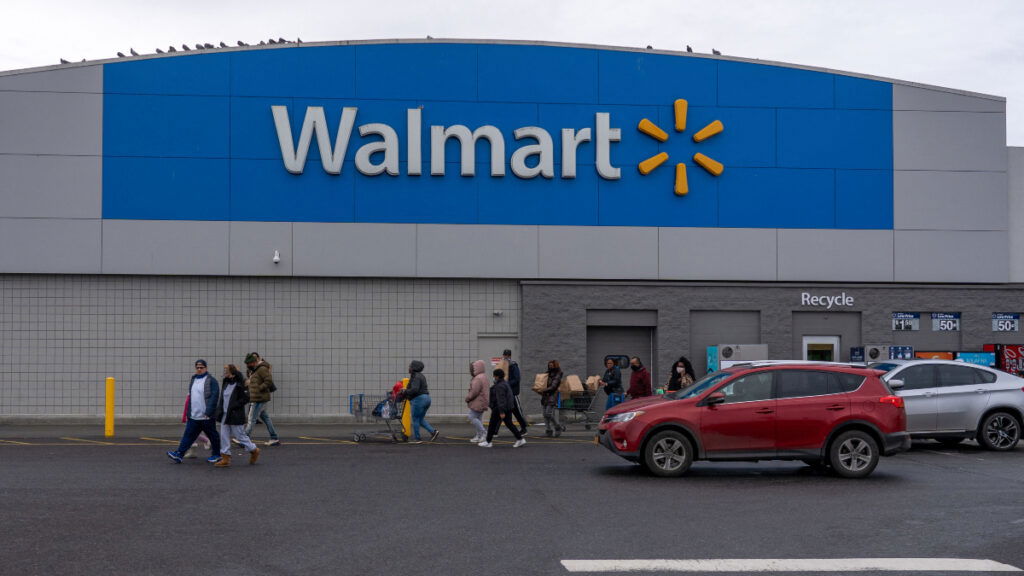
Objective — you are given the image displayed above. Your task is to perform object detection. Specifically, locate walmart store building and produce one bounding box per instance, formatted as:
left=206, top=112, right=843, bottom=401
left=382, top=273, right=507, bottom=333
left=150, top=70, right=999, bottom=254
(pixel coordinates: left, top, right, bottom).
left=2, top=40, right=1022, bottom=422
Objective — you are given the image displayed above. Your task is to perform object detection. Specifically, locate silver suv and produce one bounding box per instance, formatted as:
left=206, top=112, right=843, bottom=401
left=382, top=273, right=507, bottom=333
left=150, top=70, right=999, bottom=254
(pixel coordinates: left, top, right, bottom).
left=869, top=360, right=1023, bottom=450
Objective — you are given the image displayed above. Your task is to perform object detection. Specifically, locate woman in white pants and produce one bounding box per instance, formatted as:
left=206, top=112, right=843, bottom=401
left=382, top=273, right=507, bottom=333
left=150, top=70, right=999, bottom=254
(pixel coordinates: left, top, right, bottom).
left=214, top=365, right=260, bottom=467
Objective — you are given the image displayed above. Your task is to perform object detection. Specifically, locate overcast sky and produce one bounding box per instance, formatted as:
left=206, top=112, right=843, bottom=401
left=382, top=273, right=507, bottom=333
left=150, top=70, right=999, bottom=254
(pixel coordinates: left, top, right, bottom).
left=2, top=0, right=1022, bottom=144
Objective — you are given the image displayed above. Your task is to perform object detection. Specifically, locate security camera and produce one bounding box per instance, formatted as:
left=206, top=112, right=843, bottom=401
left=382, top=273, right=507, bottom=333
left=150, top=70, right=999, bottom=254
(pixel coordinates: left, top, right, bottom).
left=272, top=250, right=281, bottom=264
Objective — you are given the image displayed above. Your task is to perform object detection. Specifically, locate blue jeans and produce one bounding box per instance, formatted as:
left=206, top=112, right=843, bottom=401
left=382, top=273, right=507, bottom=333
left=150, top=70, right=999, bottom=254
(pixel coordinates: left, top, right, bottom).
left=409, top=394, right=435, bottom=440
left=175, top=418, right=221, bottom=456
left=245, top=401, right=279, bottom=440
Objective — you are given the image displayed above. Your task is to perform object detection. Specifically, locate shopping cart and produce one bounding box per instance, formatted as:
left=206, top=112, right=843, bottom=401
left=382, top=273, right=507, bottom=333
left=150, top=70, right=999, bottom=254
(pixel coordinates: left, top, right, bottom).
left=351, top=392, right=408, bottom=443
left=558, top=391, right=599, bottom=430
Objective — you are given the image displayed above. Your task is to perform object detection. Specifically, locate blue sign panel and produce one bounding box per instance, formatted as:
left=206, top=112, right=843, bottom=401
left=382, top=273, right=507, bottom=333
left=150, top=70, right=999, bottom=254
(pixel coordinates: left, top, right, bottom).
left=102, top=42, right=894, bottom=228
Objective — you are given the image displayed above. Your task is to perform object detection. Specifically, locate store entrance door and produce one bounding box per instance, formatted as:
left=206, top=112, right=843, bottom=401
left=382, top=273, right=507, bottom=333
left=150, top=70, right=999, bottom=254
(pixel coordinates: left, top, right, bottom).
left=803, top=336, right=840, bottom=362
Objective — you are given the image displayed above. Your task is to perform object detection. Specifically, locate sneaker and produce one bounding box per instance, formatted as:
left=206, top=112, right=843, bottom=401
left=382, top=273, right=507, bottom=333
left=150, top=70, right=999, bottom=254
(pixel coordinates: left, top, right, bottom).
left=183, top=447, right=197, bottom=459
left=166, top=451, right=183, bottom=463
left=430, top=430, right=440, bottom=442
left=478, top=441, right=493, bottom=448
left=469, top=435, right=483, bottom=443
left=206, top=455, right=222, bottom=464
left=409, top=440, right=423, bottom=445
left=265, top=439, right=280, bottom=447
left=520, top=429, right=528, bottom=437
left=513, top=439, right=526, bottom=448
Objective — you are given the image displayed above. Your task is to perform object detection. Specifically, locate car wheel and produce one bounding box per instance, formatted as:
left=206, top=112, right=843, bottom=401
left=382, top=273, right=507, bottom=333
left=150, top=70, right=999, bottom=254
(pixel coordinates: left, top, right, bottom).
left=935, top=438, right=964, bottom=448
left=829, top=430, right=879, bottom=478
left=642, top=431, right=693, bottom=478
left=978, top=411, right=1021, bottom=451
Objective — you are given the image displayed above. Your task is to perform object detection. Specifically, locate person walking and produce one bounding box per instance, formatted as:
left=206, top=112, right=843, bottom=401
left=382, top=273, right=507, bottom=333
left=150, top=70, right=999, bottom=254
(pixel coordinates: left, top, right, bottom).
left=214, top=364, right=260, bottom=468
left=405, top=360, right=439, bottom=444
left=479, top=368, right=526, bottom=448
left=540, top=360, right=564, bottom=437
left=244, top=352, right=280, bottom=447
left=600, top=357, right=624, bottom=410
left=503, top=349, right=528, bottom=435
left=166, top=359, right=222, bottom=464
left=465, top=360, right=490, bottom=443
left=666, top=356, right=696, bottom=392
left=626, top=356, right=652, bottom=400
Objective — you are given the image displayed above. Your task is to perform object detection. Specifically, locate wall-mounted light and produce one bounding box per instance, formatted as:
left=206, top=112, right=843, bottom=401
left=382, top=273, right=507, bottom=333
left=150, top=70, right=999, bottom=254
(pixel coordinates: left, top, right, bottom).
left=272, top=250, right=281, bottom=264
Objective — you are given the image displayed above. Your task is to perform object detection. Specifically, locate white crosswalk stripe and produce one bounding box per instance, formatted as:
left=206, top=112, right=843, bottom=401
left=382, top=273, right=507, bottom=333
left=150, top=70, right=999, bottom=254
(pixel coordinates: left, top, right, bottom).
left=560, top=558, right=1022, bottom=573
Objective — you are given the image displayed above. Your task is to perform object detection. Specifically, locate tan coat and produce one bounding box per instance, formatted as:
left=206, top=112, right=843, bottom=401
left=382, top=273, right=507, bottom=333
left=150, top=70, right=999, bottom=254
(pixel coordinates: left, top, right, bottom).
left=246, top=361, right=274, bottom=403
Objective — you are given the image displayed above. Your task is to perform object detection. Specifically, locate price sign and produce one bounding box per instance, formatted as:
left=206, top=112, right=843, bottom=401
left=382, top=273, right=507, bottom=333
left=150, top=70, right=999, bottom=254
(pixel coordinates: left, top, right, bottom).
left=931, top=312, right=960, bottom=332
left=992, top=313, right=1020, bottom=332
left=892, top=312, right=920, bottom=331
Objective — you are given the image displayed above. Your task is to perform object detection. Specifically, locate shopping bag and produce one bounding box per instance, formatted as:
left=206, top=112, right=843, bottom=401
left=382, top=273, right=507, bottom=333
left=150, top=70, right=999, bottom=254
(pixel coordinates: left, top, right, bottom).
left=564, top=374, right=584, bottom=395
left=585, top=375, right=601, bottom=391
left=532, top=373, right=548, bottom=394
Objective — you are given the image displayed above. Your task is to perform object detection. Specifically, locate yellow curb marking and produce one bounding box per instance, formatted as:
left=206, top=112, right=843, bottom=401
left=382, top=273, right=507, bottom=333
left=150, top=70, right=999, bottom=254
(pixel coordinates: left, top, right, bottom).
left=140, top=437, right=178, bottom=444
left=61, top=437, right=115, bottom=445
left=299, top=436, right=358, bottom=445
left=0, top=439, right=31, bottom=445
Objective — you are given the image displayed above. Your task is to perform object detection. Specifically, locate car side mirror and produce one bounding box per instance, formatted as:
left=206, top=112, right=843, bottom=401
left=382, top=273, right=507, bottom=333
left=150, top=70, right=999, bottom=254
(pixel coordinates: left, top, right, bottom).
left=702, top=392, right=726, bottom=406
left=887, top=379, right=905, bottom=390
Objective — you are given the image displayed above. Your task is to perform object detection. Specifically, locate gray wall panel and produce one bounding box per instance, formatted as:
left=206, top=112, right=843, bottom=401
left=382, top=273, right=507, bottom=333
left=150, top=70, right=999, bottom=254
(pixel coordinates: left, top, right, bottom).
left=893, top=84, right=1004, bottom=113
left=229, top=222, right=293, bottom=276
left=102, top=220, right=229, bottom=275
left=0, top=156, right=101, bottom=218
left=1010, top=147, right=1024, bottom=282
left=894, top=110, right=1006, bottom=172
left=894, top=230, right=1008, bottom=283
left=894, top=171, right=1008, bottom=231
left=293, top=222, right=416, bottom=277
left=659, top=227, right=777, bottom=281
left=0, top=65, right=103, bottom=93
left=779, top=229, right=894, bottom=282
left=416, top=224, right=538, bottom=278
left=0, top=91, right=101, bottom=155
left=539, top=226, right=658, bottom=279
left=0, top=218, right=100, bottom=273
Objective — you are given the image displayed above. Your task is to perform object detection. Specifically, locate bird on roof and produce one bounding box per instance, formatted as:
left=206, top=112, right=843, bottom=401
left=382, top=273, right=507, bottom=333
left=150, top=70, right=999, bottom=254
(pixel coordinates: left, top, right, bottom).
left=686, top=45, right=693, bottom=53
left=117, top=52, right=126, bottom=58
left=181, top=44, right=191, bottom=51
left=195, top=44, right=205, bottom=50
left=155, top=48, right=164, bottom=54
left=258, top=40, right=266, bottom=45
left=296, top=38, right=302, bottom=44
left=646, top=45, right=653, bottom=49
left=204, top=43, right=214, bottom=49
left=219, top=42, right=228, bottom=48
left=268, top=38, right=277, bottom=44
left=278, top=37, right=286, bottom=43
left=130, top=48, right=139, bottom=56
left=237, top=40, right=248, bottom=46
left=712, top=48, right=721, bottom=55
left=168, top=46, right=177, bottom=53
left=59, top=58, right=70, bottom=64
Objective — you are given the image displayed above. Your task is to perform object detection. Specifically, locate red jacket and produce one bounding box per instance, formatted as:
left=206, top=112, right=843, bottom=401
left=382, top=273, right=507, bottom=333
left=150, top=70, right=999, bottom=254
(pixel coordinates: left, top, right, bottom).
left=627, top=367, right=651, bottom=398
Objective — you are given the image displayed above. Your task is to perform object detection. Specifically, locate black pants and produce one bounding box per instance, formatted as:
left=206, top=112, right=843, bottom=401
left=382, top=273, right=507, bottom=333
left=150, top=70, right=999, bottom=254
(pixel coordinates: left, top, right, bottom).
left=174, top=418, right=221, bottom=456
left=486, top=410, right=524, bottom=443
left=510, top=394, right=528, bottom=432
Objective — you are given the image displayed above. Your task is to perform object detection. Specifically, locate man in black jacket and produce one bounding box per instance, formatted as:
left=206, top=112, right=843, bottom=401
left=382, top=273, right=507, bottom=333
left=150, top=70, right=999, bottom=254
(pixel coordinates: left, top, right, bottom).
left=503, top=349, right=529, bottom=436
left=479, top=368, right=525, bottom=448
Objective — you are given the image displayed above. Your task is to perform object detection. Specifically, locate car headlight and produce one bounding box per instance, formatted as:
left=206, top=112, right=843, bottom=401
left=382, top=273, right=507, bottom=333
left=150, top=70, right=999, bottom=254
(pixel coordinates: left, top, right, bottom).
left=606, top=410, right=644, bottom=423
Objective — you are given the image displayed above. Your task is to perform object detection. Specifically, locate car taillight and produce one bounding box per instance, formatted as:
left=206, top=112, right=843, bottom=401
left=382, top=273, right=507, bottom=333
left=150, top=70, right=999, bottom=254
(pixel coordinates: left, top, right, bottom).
left=880, top=395, right=904, bottom=408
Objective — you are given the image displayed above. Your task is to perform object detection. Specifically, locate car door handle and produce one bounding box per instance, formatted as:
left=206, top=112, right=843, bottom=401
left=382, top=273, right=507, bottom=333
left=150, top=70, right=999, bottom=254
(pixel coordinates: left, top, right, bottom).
left=754, top=408, right=774, bottom=414
left=923, top=392, right=935, bottom=397
left=976, top=389, right=989, bottom=394
left=826, top=405, right=845, bottom=411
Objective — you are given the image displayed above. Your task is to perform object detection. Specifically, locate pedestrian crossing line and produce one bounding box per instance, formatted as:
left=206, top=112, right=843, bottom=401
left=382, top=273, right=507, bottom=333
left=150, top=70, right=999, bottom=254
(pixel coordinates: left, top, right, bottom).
left=560, top=558, right=1022, bottom=572
left=60, top=437, right=115, bottom=445
left=139, top=437, right=178, bottom=444
left=298, top=436, right=358, bottom=445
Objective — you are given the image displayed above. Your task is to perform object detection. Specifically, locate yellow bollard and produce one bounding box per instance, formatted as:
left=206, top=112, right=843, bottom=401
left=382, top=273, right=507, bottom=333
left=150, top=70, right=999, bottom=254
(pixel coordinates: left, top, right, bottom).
left=400, top=377, right=412, bottom=439
left=104, top=377, right=115, bottom=437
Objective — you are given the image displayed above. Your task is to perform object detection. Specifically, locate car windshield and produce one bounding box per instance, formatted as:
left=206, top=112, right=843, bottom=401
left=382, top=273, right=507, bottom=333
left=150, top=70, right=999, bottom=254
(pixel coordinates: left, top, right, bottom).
left=868, top=362, right=900, bottom=373
left=666, top=370, right=733, bottom=400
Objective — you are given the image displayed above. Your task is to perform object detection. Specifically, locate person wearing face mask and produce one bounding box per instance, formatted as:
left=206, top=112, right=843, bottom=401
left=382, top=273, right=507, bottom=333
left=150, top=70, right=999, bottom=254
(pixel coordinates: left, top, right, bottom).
left=666, top=356, right=697, bottom=392
left=478, top=368, right=526, bottom=448
left=600, top=357, right=624, bottom=410
left=214, top=364, right=260, bottom=467
left=626, top=356, right=652, bottom=400
left=540, top=359, right=564, bottom=437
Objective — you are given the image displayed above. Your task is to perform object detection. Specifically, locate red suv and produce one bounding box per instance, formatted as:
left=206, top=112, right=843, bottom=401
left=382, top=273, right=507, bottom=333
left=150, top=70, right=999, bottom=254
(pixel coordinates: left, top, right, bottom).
left=598, top=363, right=910, bottom=478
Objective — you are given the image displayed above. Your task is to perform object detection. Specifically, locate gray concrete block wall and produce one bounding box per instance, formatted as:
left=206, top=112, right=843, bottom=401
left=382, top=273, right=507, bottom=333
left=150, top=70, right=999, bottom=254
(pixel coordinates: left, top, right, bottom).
left=0, top=275, right=519, bottom=419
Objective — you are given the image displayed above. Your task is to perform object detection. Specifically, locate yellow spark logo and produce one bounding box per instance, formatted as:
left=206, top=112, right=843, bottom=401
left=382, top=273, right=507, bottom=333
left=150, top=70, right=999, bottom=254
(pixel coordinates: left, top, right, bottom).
left=637, top=99, right=724, bottom=196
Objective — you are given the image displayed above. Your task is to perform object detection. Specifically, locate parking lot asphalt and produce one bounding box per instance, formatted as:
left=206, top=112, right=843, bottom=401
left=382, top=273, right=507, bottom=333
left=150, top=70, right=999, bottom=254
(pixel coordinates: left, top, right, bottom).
left=2, top=424, right=1023, bottom=576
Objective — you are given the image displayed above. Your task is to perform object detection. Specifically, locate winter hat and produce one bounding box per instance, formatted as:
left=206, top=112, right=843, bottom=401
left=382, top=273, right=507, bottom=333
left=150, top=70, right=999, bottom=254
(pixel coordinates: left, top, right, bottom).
left=245, top=352, right=259, bottom=363
left=195, top=359, right=207, bottom=368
